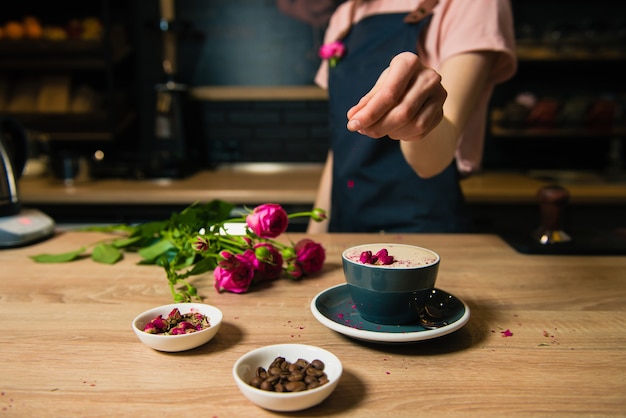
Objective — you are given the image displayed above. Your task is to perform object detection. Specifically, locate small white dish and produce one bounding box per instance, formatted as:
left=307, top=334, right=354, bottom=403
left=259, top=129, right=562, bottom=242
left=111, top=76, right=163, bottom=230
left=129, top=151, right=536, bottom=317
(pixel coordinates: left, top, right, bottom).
left=233, top=343, right=342, bottom=412
left=132, top=303, right=223, bottom=352
left=310, top=284, right=470, bottom=343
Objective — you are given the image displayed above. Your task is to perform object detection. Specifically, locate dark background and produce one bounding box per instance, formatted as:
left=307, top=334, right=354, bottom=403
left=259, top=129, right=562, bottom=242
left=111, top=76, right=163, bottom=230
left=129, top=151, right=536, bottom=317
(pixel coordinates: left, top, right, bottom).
left=1, top=0, right=625, bottom=174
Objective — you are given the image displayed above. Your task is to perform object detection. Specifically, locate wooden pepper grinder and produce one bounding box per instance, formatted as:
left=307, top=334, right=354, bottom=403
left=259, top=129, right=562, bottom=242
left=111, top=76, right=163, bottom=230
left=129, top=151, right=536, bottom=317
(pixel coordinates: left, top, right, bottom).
left=533, top=184, right=572, bottom=244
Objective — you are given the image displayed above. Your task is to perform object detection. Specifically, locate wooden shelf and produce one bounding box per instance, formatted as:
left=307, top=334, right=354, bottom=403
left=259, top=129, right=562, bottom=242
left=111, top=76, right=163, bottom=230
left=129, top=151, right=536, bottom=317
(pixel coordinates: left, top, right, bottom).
left=491, top=125, right=626, bottom=138
left=188, top=85, right=328, bottom=101
left=516, top=43, right=626, bottom=62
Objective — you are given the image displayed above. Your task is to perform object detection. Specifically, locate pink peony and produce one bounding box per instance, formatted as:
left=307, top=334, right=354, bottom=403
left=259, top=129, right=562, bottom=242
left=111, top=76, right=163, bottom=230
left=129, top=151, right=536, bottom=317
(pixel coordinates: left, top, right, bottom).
left=294, top=238, right=325, bottom=274
left=246, top=203, right=289, bottom=239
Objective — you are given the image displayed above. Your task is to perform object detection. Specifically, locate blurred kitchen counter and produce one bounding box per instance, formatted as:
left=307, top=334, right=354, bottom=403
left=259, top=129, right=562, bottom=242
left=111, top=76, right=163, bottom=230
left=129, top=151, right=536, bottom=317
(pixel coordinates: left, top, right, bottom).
left=18, top=164, right=626, bottom=230
left=19, top=164, right=626, bottom=206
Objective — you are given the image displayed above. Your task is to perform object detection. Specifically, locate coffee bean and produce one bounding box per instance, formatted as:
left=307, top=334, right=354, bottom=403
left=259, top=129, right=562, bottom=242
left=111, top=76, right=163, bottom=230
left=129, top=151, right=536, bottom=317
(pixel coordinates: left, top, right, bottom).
left=311, top=359, right=325, bottom=370
left=268, top=366, right=282, bottom=376
left=305, top=367, right=324, bottom=377
left=287, top=371, right=304, bottom=381
left=255, top=367, right=267, bottom=379
left=248, top=356, right=329, bottom=393
left=284, top=381, right=307, bottom=392
left=248, top=376, right=262, bottom=388
left=260, top=380, right=274, bottom=391
left=307, top=381, right=321, bottom=390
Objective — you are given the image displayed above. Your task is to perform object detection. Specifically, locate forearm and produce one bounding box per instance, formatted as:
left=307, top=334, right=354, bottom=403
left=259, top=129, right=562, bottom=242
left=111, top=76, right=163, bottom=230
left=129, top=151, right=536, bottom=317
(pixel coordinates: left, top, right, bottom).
left=307, top=151, right=333, bottom=233
left=402, top=52, right=496, bottom=178
left=400, top=116, right=459, bottom=178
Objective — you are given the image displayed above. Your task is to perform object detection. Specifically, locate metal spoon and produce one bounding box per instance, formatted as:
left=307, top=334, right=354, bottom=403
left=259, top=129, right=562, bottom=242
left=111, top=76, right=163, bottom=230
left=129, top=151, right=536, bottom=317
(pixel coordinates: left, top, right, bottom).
left=418, top=289, right=464, bottom=329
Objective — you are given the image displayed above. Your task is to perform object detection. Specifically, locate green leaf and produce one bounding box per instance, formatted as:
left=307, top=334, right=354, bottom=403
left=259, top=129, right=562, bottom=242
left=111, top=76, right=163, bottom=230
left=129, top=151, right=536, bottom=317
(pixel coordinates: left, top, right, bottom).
left=173, top=254, right=197, bottom=270
left=30, top=247, right=87, bottom=263
left=92, top=243, right=123, bottom=264
left=79, top=224, right=138, bottom=234
left=133, top=220, right=167, bottom=239
left=138, top=238, right=175, bottom=261
left=188, top=257, right=217, bottom=276
left=112, top=235, right=142, bottom=249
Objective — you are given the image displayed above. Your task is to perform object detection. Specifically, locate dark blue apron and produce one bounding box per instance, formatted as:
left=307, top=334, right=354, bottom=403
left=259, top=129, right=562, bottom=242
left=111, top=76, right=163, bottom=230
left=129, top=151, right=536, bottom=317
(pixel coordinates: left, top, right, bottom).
left=327, top=12, right=470, bottom=233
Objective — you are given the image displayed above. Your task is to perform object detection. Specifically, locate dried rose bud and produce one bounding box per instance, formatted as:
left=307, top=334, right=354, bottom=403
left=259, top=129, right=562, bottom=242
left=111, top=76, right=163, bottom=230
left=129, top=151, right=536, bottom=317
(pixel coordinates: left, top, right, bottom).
left=143, top=322, right=159, bottom=334
left=375, top=249, right=394, bottom=265
left=168, top=308, right=183, bottom=321
left=359, top=249, right=395, bottom=265
left=360, top=250, right=376, bottom=264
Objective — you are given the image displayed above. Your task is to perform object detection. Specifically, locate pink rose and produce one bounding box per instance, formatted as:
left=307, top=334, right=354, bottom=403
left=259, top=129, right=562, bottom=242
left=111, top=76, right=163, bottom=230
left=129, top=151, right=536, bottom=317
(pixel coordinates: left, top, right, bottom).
left=294, top=238, right=325, bottom=274
left=217, top=250, right=237, bottom=269
left=286, top=262, right=303, bottom=280
left=253, top=243, right=284, bottom=281
left=246, top=203, right=289, bottom=239
left=214, top=250, right=256, bottom=293
left=311, top=207, right=327, bottom=222
left=318, top=41, right=345, bottom=60
left=193, top=236, right=209, bottom=252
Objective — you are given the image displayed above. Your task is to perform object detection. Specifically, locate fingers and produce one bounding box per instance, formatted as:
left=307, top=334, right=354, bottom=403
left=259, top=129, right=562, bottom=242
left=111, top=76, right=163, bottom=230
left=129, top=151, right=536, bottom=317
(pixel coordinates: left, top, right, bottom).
left=346, top=66, right=391, bottom=121
left=346, top=52, right=446, bottom=141
left=386, top=72, right=447, bottom=140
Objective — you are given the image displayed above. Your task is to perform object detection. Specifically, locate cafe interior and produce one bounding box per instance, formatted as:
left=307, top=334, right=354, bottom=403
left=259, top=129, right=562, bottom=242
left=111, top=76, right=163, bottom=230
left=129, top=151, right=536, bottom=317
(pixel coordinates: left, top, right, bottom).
left=1, top=0, right=625, bottom=416
left=0, top=0, right=624, bottom=239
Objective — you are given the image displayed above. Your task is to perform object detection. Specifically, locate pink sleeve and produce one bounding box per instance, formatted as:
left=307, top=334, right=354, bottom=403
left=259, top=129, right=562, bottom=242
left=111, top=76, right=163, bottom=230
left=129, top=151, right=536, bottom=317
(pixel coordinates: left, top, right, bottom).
left=428, top=0, right=517, bottom=83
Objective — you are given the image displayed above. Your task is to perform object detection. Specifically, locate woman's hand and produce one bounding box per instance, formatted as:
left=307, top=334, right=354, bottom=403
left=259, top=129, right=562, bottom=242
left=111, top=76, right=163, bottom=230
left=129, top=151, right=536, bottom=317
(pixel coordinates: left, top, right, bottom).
left=346, top=52, right=447, bottom=142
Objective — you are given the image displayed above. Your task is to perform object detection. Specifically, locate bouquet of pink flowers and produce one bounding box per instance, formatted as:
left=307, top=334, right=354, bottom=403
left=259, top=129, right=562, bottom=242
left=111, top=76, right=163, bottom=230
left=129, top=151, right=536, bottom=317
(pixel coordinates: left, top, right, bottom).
left=200, top=203, right=326, bottom=294
left=31, top=200, right=327, bottom=301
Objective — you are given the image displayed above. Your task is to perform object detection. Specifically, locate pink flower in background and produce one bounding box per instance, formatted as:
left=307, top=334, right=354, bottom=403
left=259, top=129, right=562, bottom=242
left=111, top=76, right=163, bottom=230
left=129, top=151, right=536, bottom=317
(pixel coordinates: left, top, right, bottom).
left=319, top=41, right=346, bottom=67
left=294, top=238, right=326, bottom=273
left=206, top=203, right=327, bottom=294
left=246, top=203, right=289, bottom=238
left=32, top=199, right=328, bottom=301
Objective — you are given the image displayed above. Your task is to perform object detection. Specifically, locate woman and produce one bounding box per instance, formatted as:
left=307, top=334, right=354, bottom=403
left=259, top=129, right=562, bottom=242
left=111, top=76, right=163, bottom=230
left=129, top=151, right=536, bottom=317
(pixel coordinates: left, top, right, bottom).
left=308, top=0, right=517, bottom=233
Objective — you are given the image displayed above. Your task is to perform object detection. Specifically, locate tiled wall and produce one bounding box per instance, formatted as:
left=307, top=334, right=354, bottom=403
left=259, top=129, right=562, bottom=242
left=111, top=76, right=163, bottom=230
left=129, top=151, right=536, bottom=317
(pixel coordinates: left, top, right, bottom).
left=177, top=0, right=322, bottom=86
left=177, top=0, right=329, bottom=166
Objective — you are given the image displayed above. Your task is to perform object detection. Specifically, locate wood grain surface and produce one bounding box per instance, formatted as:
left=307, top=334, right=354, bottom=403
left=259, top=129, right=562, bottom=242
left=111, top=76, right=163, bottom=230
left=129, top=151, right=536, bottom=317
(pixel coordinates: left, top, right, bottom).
left=1, top=232, right=625, bottom=417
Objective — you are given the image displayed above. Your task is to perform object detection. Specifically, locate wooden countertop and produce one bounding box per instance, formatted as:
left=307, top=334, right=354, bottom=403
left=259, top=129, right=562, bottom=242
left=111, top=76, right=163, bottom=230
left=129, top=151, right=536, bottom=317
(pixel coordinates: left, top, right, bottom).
left=1, top=232, right=625, bottom=416
left=18, top=165, right=626, bottom=206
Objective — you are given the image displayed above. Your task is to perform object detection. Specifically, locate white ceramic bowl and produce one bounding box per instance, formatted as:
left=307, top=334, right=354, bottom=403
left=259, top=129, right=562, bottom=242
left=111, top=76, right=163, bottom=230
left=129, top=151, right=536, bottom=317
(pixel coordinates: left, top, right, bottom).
left=233, top=344, right=342, bottom=412
left=132, top=303, right=223, bottom=352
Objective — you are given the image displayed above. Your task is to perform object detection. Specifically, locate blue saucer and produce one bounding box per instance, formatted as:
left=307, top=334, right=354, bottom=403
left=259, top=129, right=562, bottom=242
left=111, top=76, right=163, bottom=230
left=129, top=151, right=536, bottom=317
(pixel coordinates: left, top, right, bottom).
left=310, top=284, right=470, bottom=343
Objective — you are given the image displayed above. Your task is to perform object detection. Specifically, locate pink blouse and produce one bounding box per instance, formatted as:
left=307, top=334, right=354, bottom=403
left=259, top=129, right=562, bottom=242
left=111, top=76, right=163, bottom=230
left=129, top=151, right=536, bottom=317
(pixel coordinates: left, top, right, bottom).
left=315, top=0, right=517, bottom=175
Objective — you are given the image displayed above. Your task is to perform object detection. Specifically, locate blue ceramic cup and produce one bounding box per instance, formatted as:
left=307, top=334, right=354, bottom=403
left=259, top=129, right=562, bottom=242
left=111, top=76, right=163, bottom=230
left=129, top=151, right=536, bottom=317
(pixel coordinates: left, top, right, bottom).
left=342, top=243, right=440, bottom=325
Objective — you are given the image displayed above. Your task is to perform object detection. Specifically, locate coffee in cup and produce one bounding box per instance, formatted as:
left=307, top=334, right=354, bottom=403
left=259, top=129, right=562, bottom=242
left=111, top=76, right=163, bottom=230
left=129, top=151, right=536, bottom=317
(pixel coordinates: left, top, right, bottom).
left=342, top=243, right=440, bottom=325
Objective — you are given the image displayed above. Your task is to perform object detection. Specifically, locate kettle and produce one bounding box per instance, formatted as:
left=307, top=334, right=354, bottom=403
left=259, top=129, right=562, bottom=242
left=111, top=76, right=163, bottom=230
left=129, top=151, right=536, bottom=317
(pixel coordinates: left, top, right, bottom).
left=0, top=116, right=27, bottom=217
left=0, top=116, right=55, bottom=247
